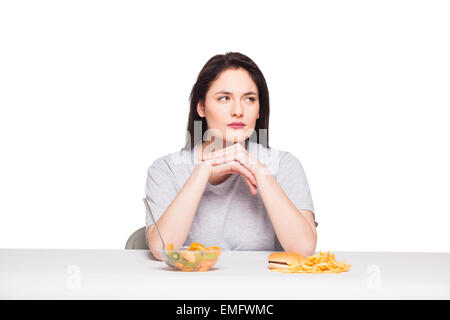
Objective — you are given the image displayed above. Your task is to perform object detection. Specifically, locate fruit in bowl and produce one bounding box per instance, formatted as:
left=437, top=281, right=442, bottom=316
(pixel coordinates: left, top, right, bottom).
left=159, top=243, right=221, bottom=272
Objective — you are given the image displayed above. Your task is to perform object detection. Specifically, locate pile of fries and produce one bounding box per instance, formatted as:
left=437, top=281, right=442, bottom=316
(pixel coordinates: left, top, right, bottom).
left=272, top=251, right=351, bottom=274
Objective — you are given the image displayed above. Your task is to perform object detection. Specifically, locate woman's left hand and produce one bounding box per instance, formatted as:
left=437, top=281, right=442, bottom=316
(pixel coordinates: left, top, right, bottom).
left=202, top=143, right=267, bottom=185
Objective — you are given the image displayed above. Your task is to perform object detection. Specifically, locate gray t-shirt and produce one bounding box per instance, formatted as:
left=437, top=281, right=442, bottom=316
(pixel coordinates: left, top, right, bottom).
left=144, top=140, right=317, bottom=251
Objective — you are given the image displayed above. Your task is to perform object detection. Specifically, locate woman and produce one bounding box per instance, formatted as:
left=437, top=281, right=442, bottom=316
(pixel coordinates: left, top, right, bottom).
left=145, top=52, right=318, bottom=261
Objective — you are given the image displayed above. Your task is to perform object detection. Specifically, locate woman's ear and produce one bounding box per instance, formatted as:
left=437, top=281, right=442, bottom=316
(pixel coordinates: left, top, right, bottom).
left=197, top=101, right=205, bottom=118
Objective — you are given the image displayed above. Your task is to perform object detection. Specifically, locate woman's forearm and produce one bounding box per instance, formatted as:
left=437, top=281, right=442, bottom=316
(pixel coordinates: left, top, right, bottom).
left=148, top=163, right=211, bottom=260
left=254, top=166, right=317, bottom=256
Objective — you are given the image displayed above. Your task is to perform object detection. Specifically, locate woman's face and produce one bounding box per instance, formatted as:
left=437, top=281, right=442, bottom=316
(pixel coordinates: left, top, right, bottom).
left=197, top=67, right=260, bottom=146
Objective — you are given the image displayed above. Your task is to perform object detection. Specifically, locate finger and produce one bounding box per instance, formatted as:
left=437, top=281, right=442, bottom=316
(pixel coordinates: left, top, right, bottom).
left=202, top=159, right=216, bottom=166
left=209, top=152, right=240, bottom=165
left=230, top=162, right=255, bottom=185
left=205, top=147, right=261, bottom=172
left=202, top=143, right=240, bottom=160
left=209, top=151, right=253, bottom=171
left=232, top=165, right=257, bottom=194
left=242, top=175, right=258, bottom=195
left=213, top=161, right=257, bottom=187
left=230, top=162, right=257, bottom=186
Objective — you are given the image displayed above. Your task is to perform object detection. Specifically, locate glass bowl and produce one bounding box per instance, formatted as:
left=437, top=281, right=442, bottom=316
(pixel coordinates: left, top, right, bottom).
left=158, top=246, right=221, bottom=272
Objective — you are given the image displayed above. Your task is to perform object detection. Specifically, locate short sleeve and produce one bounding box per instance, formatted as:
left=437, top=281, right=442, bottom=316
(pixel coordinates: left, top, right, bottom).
left=144, top=158, right=178, bottom=247
left=275, top=151, right=318, bottom=228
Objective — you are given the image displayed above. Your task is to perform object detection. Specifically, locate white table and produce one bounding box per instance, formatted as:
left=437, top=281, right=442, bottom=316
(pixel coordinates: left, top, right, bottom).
left=0, top=249, right=449, bottom=299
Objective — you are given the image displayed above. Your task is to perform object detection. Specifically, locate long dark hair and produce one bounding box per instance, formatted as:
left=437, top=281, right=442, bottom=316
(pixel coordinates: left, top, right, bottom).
left=183, top=52, right=270, bottom=150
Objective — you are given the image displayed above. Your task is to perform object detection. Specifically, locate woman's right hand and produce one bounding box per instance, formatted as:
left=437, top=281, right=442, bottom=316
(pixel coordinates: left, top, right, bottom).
left=203, top=159, right=258, bottom=195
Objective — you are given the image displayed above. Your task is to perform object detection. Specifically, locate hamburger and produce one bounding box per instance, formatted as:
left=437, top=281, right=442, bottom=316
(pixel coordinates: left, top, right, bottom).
left=268, top=252, right=306, bottom=270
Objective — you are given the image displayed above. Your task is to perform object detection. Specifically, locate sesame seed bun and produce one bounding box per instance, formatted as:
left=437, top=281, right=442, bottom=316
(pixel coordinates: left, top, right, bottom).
left=268, top=252, right=306, bottom=269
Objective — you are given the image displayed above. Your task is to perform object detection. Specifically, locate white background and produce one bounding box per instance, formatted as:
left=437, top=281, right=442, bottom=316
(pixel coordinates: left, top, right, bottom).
left=0, top=0, right=449, bottom=252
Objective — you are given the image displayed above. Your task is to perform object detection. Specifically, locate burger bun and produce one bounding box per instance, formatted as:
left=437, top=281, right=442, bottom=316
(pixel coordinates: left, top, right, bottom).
left=268, top=252, right=306, bottom=269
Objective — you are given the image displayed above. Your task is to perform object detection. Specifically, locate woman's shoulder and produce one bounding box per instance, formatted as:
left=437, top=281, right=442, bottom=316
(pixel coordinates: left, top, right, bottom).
left=147, top=146, right=195, bottom=177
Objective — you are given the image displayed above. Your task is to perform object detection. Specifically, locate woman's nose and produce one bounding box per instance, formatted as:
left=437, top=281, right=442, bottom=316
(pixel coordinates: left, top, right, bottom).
left=231, top=101, right=243, bottom=117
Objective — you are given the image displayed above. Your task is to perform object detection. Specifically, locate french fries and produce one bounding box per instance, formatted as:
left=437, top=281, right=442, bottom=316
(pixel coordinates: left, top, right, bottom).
left=271, top=251, right=351, bottom=274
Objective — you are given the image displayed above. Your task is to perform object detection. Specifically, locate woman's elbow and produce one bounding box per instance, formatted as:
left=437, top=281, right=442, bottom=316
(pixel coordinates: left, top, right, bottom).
left=149, top=243, right=163, bottom=261
left=300, top=247, right=316, bottom=257
left=147, top=229, right=163, bottom=261
left=290, top=239, right=317, bottom=257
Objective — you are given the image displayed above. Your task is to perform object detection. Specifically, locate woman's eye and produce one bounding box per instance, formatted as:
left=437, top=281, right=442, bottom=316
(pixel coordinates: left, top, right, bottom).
left=218, top=96, right=256, bottom=102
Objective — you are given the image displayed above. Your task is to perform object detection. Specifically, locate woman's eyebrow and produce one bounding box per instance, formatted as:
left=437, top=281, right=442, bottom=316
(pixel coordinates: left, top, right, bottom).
left=214, top=90, right=257, bottom=96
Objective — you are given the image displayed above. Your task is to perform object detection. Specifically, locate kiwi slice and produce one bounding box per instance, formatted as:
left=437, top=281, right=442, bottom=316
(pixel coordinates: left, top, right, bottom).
left=195, top=252, right=203, bottom=264
left=168, top=251, right=182, bottom=264
left=181, top=260, right=197, bottom=270
left=202, top=252, right=217, bottom=260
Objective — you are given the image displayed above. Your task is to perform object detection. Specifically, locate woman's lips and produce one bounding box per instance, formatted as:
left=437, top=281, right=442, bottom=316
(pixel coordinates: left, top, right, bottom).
left=227, top=123, right=245, bottom=129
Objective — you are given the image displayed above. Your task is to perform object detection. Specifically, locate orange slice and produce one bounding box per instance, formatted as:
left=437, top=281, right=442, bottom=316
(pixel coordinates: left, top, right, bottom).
left=166, top=243, right=174, bottom=251
left=188, top=242, right=207, bottom=251
left=207, top=246, right=221, bottom=251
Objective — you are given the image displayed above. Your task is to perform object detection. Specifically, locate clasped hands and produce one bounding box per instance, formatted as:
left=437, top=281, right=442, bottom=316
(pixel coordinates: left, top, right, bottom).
left=201, top=143, right=267, bottom=195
